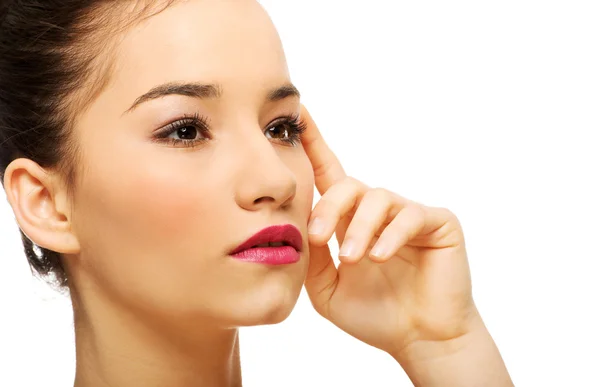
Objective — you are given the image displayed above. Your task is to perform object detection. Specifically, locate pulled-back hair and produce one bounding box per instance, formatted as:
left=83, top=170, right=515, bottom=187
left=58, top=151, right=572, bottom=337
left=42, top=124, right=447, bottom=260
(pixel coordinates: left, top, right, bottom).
left=0, top=0, right=174, bottom=289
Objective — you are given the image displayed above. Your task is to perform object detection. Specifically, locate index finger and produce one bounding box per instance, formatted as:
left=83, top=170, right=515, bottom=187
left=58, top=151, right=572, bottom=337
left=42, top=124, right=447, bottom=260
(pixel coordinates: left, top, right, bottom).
left=300, top=104, right=347, bottom=195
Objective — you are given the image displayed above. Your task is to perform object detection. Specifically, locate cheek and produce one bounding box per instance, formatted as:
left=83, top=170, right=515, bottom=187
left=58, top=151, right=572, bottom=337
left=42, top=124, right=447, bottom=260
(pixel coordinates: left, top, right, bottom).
left=78, top=150, right=222, bottom=254
left=125, top=170, right=207, bottom=232
left=74, top=152, right=232, bottom=305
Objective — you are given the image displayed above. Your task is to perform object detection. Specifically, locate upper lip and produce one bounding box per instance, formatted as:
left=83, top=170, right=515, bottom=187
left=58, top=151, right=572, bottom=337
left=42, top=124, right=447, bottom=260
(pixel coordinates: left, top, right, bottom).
left=230, top=224, right=303, bottom=254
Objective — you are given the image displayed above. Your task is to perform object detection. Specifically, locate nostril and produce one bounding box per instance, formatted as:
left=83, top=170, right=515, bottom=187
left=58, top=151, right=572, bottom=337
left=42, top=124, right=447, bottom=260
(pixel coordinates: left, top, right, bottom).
left=253, top=196, right=275, bottom=205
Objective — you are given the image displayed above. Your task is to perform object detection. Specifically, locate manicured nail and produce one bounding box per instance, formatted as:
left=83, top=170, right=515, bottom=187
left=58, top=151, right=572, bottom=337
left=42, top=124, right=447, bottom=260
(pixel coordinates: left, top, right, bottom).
left=339, top=239, right=356, bottom=258
left=308, top=217, right=325, bottom=235
left=370, top=243, right=389, bottom=260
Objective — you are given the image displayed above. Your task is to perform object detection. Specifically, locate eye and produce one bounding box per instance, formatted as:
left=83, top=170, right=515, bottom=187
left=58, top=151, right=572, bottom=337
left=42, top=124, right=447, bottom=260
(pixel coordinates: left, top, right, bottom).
left=153, top=113, right=211, bottom=148
left=265, top=123, right=291, bottom=140
left=167, top=125, right=202, bottom=141
left=264, top=114, right=307, bottom=146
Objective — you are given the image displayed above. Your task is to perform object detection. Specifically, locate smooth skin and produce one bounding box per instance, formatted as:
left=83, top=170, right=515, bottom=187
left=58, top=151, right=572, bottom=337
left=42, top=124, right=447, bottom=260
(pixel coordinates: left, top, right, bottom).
left=2, top=0, right=511, bottom=384
left=300, top=106, right=513, bottom=386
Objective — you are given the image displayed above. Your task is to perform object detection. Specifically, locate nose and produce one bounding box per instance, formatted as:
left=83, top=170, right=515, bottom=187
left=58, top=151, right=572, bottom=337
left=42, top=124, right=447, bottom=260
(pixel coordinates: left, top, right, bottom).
left=234, top=132, right=297, bottom=212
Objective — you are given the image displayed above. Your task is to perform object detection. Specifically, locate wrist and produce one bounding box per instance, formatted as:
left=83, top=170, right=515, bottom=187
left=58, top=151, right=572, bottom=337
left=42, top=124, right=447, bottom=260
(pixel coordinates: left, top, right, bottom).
left=392, top=314, right=513, bottom=387
left=393, top=310, right=486, bottom=363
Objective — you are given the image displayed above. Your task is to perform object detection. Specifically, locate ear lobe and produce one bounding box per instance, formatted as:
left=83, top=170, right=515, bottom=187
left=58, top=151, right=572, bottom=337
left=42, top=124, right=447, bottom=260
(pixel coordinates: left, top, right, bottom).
left=3, top=158, right=80, bottom=255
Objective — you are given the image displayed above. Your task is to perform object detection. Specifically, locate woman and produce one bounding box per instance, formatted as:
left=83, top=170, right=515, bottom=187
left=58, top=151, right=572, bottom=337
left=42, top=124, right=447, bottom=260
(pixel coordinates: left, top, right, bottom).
left=0, top=1, right=512, bottom=386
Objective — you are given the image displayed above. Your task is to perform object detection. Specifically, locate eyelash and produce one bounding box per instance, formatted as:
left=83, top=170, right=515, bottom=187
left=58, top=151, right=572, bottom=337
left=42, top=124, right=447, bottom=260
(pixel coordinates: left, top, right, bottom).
left=265, top=113, right=308, bottom=146
left=153, top=112, right=210, bottom=148
left=153, top=113, right=308, bottom=148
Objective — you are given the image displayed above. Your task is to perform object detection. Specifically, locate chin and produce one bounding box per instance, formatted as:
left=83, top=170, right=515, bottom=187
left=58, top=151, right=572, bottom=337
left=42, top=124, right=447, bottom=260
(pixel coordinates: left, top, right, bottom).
left=229, top=278, right=303, bottom=327
left=245, top=302, right=295, bottom=327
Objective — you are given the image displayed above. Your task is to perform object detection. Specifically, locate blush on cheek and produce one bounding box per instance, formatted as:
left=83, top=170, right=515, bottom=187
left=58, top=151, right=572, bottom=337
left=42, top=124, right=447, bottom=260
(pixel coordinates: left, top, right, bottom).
left=89, top=159, right=215, bottom=247
left=125, top=174, right=211, bottom=239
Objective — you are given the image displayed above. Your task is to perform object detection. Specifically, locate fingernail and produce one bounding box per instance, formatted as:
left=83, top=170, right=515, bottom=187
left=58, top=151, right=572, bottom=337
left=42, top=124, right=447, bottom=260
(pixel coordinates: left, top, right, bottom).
left=370, top=243, right=389, bottom=260
left=308, top=217, right=325, bottom=235
left=339, top=239, right=356, bottom=258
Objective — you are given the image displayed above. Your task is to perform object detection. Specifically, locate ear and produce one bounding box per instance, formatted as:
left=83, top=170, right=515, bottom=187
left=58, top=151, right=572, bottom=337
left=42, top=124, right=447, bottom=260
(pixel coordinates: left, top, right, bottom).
left=3, top=158, right=80, bottom=254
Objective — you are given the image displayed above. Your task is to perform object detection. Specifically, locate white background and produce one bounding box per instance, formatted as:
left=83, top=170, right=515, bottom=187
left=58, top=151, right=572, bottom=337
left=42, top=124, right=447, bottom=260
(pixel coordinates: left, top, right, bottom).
left=1, top=1, right=599, bottom=386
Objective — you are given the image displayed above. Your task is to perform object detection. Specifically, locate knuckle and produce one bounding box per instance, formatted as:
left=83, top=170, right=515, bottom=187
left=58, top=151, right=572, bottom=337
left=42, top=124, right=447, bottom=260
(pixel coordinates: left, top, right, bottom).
left=439, top=206, right=459, bottom=222
left=341, top=175, right=356, bottom=185
left=366, top=187, right=391, bottom=201
left=446, top=211, right=462, bottom=228
left=314, top=197, right=336, bottom=216
left=343, top=176, right=366, bottom=190
left=408, top=204, right=427, bottom=226
left=349, top=211, right=371, bottom=229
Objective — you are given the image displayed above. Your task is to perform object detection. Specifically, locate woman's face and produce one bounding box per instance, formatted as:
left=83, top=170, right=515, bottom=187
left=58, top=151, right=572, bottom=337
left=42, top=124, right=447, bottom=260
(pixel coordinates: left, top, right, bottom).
left=69, top=0, right=314, bottom=328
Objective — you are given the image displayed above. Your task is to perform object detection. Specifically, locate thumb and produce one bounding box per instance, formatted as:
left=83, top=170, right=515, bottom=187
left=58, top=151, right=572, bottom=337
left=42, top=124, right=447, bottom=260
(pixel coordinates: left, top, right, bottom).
left=304, top=242, right=338, bottom=319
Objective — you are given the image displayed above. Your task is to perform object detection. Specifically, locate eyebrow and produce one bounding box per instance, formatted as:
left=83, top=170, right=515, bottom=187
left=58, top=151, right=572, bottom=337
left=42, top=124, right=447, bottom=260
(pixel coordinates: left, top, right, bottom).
left=124, top=82, right=300, bottom=114
left=267, top=84, right=301, bottom=101
left=124, top=82, right=221, bottom=114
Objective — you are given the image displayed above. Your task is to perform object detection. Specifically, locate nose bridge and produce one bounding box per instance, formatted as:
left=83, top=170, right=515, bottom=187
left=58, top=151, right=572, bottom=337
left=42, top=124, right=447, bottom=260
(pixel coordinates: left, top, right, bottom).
left=233, top=126, right=297, bottom=210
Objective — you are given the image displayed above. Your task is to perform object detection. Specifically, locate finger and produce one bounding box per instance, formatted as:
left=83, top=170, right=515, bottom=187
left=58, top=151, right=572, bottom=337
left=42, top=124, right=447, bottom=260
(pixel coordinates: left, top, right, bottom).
left=307, top=177, right=367, bottom=246
left=304, top=243, right=338, bottom=319
left=407, top=206, right=464, bottom=249
left=300, top=105, right=347, bottom=195
left=337, top=188, right=396, bottom=264
left=368, top=204, right=427, bottom=263
left=334, top=214, right=352, bottom=246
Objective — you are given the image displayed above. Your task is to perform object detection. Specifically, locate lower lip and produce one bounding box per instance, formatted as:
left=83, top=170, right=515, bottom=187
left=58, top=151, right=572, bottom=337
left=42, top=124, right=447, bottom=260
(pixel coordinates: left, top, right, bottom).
left=231, top=246, right=300, bottom=265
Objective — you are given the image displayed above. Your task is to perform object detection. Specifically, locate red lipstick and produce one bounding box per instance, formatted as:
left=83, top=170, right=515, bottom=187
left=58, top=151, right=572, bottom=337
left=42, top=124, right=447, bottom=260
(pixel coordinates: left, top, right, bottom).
left=230, top=224, right=302, bottom=265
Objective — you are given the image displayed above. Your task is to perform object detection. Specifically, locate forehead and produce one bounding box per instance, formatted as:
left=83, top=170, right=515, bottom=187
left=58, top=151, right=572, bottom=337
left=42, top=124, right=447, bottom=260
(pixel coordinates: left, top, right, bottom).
left=111, top=0, right=289, bottom=99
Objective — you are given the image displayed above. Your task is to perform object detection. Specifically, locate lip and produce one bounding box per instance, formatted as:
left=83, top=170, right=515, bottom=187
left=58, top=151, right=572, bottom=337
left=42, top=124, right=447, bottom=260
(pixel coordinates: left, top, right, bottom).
left=230, top=224, right=303, bottom=255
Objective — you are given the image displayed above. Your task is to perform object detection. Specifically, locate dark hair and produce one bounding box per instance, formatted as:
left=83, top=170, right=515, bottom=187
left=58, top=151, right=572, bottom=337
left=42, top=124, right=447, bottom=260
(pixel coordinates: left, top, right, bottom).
left=0, top=0, right=173, bottom=289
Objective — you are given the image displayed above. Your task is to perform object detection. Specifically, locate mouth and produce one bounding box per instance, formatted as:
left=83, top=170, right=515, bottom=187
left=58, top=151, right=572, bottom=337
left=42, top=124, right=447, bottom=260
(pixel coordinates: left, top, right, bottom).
left=249, top=241, right=293, bottom=248
left=230, top=224, right=303, bottom=255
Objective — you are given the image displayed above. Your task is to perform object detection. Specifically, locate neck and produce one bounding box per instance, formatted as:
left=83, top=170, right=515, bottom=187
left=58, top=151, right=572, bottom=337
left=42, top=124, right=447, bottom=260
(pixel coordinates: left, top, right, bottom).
left=71, top=290, right=242, bottom=387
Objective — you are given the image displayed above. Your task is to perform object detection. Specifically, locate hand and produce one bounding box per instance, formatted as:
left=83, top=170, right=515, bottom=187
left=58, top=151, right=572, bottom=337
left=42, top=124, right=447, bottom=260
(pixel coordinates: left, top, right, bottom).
left=300, top=106, right=512, bottom=386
